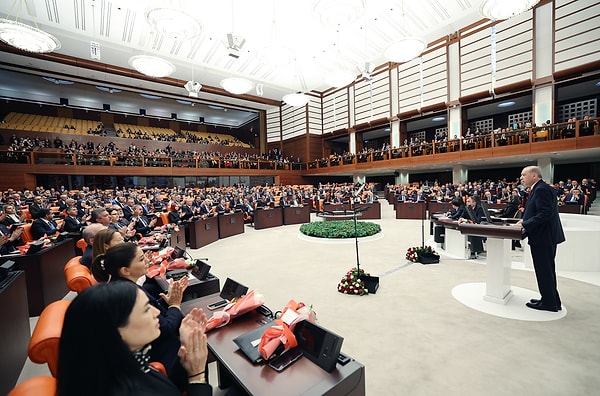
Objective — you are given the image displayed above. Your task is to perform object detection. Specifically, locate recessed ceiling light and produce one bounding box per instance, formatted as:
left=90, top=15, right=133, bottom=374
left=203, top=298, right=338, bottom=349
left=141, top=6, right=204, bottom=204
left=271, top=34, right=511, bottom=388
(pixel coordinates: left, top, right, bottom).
left=139, top=93, right=162, bottom=99
left=432, top=116, right=446, bottom=122
left=208, top=105, right=224, bottom=110
left=42, top=77, right=74, bottom=85
left=596, top=81, right=600, bottom=87
left=96, top=86, right=121, bottom=93
left=497, top=101, right=515, bottom=108
left=175, top=99, right=192, bottom=105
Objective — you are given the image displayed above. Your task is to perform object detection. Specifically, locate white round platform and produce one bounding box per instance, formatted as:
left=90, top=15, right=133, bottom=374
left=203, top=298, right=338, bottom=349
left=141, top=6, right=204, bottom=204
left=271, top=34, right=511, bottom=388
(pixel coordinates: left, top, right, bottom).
left=452, top=282, right=566, bottom=321
left=297, top=232, right=384, bottom=244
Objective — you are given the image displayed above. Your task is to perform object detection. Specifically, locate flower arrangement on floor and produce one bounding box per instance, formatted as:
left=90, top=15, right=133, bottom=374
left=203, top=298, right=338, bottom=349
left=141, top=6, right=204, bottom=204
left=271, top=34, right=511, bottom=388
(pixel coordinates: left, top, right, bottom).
left=406, top=245, right=439, bottom=263
left=337, top=267, right=370, bottom=295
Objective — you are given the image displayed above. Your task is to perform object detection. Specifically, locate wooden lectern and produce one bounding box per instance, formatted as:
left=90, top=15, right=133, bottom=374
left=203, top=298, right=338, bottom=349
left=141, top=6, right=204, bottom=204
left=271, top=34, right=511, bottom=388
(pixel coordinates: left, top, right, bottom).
left=459, top=223, right=524, bottom=304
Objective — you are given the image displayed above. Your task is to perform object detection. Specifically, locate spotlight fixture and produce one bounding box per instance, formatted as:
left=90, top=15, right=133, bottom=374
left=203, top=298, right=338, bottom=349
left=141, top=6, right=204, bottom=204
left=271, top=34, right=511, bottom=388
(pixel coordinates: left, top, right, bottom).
left=129, top=55, right=175, bottom=78
left=226, top=33, right=246, bottom=59
left=184, top=80, right=202, bottom=98
left=480, top=0, right=541, bottom=20
left=0, top=18, right=61, bottom=53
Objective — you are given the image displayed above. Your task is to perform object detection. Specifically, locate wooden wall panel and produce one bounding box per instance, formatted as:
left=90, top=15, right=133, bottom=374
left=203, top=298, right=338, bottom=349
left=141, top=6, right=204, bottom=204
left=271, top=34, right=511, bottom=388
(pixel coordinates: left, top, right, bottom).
left=266, top=107, right=281, bottom=144
left=555, top=0, right=600, bottom=71
left=322, top=90, right=349, bottom=134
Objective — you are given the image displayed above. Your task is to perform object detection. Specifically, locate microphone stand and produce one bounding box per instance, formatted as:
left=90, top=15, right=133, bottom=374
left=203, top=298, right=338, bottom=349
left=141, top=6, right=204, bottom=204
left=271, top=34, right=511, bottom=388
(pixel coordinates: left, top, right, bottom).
left=351, top=184, right=365, bottom=273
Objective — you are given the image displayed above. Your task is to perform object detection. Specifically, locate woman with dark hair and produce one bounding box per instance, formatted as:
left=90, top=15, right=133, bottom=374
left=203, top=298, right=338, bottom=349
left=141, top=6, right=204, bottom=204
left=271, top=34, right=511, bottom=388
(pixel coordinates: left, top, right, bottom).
left=447, top=198, right=467, bottom=220
left=167, top=203, right=183, bottom=225
left=91, top=243, right=189, bottom=388
left=91, top=228, right=124, bottom=261
left=57, top=281, right=211, bottom=396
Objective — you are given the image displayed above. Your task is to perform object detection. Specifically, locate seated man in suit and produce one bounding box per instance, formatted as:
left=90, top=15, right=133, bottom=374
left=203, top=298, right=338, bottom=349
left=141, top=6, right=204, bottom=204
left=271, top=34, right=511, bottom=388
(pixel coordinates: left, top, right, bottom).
left=63, top=206, right=86, bottom=235
left=79, top=223, right=106, bottom=268
left=216, top=199, right=233, bottom=215
left=130, top=204, right=158, bottom=237
left=30, top=208, right=58, bottom=240
left=1, top=204, right=25, bottom=227
left=0, top=210, right=25, bottom=255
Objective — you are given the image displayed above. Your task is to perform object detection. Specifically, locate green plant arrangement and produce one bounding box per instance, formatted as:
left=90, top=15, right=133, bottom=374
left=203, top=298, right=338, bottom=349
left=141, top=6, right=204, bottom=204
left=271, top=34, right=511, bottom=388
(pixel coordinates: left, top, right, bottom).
left=337, top=267, right=370, bottom=295
left=406, top=245, right=440, bottom=264
left=299, top=220, right=381, bottom=239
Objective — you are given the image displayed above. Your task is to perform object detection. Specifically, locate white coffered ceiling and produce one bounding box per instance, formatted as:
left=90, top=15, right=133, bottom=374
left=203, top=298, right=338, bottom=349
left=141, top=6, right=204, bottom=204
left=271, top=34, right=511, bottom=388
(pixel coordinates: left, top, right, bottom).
left=0, top=0, right=491, bottom=126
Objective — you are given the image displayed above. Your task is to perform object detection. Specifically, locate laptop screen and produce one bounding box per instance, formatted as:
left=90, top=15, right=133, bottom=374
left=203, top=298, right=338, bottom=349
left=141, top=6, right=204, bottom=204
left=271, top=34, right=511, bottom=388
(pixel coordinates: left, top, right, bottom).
left=465, top=205, right=478, bottom=223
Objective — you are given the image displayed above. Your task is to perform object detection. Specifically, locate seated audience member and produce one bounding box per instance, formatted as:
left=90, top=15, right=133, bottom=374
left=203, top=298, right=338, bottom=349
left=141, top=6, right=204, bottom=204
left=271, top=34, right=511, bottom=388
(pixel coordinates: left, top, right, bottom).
left=563, top=188, right=584, bottom=206
left=30, top=208, right=58, bottom=240
left=0, top=210, right=24, bottom=255
left=57, top=281, right=211, bottom=396
left=91, top=228, right=125, bottom=261
left=79, top=223, right=106, bottom=268
left=168, top=203, right=184, bottom=225
left=461, top=196, right=485, bottom=259
left=90, top=207, right=112, bottom=227
left=28, top=195, right=46, bottom=220
left=447, top=198, right=467, bottom=220
left=241, top=198, right=254, bottom=223
left=131, top=204, right=158, bottom=236
left=215, top=199, right=232, bottom=215
left=499, top=195, right=521, bottom=218
left=63, top=206, right=85, bottom=235
left=91, top=243, right=189, bottom=389
left=580, top=115, right=596, bottom=136
left=1, top=204, right=25, bottom=226
left=108, top=206, right=137, bottom=241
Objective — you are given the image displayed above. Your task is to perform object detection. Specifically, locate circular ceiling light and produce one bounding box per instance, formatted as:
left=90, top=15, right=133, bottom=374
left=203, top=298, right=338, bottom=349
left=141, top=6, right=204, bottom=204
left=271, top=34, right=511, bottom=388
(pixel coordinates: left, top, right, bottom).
left=256, top=45, right=295, bottom=67
left=312, top=0, right=365, bottom=28
left=324, top=69, right=356, bottom=88
left=0, top=18, right=61, bottom=53
left=384, top=37, right=426, bottom=63
left=283, top=92, right=310, bottom=107
left=480, top=0, right=541, bottom=20
left=220, top=77, right=254, bottom=95
left=145, top=8, right=202, bottom=41
left=129, top=55, right=175, bottom=78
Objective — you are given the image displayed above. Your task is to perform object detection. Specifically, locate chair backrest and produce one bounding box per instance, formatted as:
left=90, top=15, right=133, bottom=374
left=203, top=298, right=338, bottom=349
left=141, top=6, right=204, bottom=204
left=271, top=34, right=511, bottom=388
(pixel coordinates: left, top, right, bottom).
left=63, top=256, right=83, bottom=273
left=8, top=376, right=56, bottom=396
left=76, top=238, right=87, bottom=253
left=19, top=208, right=32, bottom=221
left=21, top=223, right=34, bottom=243
left=28, top=300, right=71, bottom=377
left=64, top=262, right=97, bottom=293
left=160, top=212, right=170, bottom=225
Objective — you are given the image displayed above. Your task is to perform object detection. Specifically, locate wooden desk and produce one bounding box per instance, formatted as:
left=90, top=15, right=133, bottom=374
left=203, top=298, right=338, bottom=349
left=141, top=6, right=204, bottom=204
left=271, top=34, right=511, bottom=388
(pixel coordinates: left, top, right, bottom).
left=187, top=216, right=219, bottom=249
left=10, top=240, right=72, bottom=316
left=154, top=273, right=220, bottom=302
left=0, top=271, right=30, bottom=396
left=282, top=205, right=311, bottom=225
left=324, top=203, right=381, bottom=220
left=182, top=294, right=366, bottom=395
left=218, top=212, right=245, bottom=239
left=253, top=207, right=283, bottom=230
left=459, top=223, right=524, bottom=304
left=395, top=202, right=426, bottom=219
left=168, top=226, right=186, bottom=249
left=428, top=201, right=453, bottom=216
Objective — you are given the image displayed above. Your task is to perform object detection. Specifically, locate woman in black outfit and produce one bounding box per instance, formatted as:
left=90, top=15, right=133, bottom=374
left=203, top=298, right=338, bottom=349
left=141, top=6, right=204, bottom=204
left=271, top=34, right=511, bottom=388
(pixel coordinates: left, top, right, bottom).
left=57, top=281, right=211, bottom=396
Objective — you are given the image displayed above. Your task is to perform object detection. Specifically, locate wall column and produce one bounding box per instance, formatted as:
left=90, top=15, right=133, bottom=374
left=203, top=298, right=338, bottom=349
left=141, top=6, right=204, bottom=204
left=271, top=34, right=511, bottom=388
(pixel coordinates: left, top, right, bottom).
left=533, top=2, right=554, bottom=125
left=452, top=165, right=468, bottom=184
left=537, top=157, right=554, bottom=183
left=353, top=174, right=366, bottom=185
left=349, top=130, right=356, bottom=154
left=396, top=171, right=409, bottom=185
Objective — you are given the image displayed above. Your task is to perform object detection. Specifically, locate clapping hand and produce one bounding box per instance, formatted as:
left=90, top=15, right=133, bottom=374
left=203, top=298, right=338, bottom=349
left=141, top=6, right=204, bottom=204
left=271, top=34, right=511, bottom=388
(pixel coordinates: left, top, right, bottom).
left=178, top=308, right=208, bottom=381
left=159, top=275, right=189, bottom=306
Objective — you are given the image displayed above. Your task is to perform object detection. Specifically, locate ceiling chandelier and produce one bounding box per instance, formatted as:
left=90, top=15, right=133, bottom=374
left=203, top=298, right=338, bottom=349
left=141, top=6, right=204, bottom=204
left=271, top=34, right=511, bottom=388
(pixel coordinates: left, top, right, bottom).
left=145, top=8, right=202, bottom=40
left=311, top=0, right=366, bottom=28
left=283, top=92, right=310, bottom=107
left=384, top=37, right=426, bottom=63
left=480, top=0, right=542, bottom=20
left=129, top=55, right=176, bottom=78
left=0, top=18, right=60, bottom=53
left=220, top=78, right=254, bottom=95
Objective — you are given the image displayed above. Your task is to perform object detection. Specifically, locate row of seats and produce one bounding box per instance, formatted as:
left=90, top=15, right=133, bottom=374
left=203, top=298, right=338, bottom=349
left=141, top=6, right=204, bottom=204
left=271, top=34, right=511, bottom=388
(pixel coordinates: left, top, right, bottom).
left=2, top=112, right=101, bottom=135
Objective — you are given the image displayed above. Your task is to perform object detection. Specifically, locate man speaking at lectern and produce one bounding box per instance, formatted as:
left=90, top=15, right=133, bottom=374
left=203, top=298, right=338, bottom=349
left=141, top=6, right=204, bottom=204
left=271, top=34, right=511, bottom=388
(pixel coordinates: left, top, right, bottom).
left=516, top=166, right=565, bottom=312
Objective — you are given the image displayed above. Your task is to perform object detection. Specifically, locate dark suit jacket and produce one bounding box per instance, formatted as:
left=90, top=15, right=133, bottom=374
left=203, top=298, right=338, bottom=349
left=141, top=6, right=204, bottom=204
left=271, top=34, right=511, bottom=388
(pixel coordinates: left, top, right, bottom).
left=30, top=218, right=57, bottom=240
left=132, top=216, right=154, bottom=236
left=64, top=216, right=84, bottom=233
left=0, top=224, right=22, bottom=255
left=522, top=180, right=565, bottom=246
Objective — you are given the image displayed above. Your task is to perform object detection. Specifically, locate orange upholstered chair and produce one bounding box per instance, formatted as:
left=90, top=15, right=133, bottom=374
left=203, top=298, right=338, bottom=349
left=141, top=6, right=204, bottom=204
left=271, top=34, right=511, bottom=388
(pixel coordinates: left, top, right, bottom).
left=160, top=212, right=170, bottom=225
left=76, top=238, right=87, bottom=254
left=28, top=300, right=71, bottom=377
left=20, top=223, right=34, bottom=243
left=8, top=376, right=56, bottom=396
left=64, top=258, right=97, bottom=293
